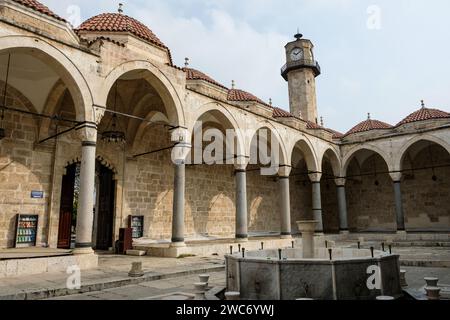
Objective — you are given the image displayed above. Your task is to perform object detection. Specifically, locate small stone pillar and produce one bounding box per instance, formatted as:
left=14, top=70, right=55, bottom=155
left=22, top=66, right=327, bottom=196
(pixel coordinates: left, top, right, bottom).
left=296, top=221, right=317, bottom=258
left=199, top=274, right=210, bottom=286
left=400, top=270, right=408, bottom=287
left=128, top=261, right=144, bottom=277
left=424, top=277, right=439, bottom=287
left=194, top=282, right=207, bottom=300
left=425, top=287, right=441, bottom=300
left=225, top=291, right=240, bottom=300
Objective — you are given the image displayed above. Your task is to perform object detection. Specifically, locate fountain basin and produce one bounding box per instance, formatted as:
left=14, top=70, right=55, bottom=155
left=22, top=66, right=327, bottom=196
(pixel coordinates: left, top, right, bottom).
left=225, top=247, right=402, bottom=300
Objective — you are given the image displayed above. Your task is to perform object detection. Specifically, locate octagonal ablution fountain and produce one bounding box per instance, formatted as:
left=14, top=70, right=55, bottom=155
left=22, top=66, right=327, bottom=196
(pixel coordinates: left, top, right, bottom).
left=225, top=221, right=403, bottom=300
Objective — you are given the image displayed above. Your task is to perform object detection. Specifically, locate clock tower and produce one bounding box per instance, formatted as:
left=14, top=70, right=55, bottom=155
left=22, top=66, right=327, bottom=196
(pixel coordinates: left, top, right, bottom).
left=281, top=32, right=321, bottom=123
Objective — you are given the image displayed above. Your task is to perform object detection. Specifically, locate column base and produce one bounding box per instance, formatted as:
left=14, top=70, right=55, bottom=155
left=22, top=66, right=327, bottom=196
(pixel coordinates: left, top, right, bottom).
left=235, top=237, right=248, bottom=243
left=170, top=241, right=186, bottom=248
left=339, top=230, right=350, bottom=235
left=280, top=234, right=292, bottom=240
left=72, top=247, right=95, bottom=255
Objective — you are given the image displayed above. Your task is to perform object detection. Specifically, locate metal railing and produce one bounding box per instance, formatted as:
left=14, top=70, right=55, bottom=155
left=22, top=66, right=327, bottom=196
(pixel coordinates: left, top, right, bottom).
left=281, top=59, right=321, bottom=77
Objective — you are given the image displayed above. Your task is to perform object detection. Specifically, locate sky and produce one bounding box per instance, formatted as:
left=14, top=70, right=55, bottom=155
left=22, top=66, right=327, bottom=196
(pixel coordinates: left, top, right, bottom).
left=41, top=0, right=450, bottom=133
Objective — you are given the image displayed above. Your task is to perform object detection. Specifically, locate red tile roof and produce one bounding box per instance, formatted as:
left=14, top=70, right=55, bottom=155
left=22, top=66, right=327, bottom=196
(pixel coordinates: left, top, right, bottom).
left=306, top=120, right=321, bottom=129
left=272, top=107, right=294, bottom=118
left=397, top=107, right=450, bottom=126
left=306, top=121, right=343, bottom=139
left=326, top=128, right=344, bottom=139
left=77, top=13, right=168, bottom=50
left=227, top=88, right=266, bottom=104
left=344, top=118, right=392, bottom=136
left=12, top=0, right=66, bottom=22
left=183, top=68, right=228, bottom=89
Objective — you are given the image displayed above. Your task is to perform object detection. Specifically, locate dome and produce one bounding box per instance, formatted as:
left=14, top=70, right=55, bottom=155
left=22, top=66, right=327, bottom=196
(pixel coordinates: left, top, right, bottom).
left=77, top=13, right=168, bottom=50
left=344, top=117, right=392, bottom=136
left=12, top=0, right=65, bottom=22
left=397, top=107, right=449, bottom=126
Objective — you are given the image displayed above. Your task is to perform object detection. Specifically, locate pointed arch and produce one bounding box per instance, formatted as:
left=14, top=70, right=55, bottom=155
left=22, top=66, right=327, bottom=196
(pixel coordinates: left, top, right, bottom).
left=0, top=36, right=93, bottom=121
left=99, top=60, right=185, bottom=126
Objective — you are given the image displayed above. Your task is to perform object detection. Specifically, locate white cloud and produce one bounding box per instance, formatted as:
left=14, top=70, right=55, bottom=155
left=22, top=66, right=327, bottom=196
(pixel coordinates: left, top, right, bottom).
left=132, top=2, right=291, bottom=106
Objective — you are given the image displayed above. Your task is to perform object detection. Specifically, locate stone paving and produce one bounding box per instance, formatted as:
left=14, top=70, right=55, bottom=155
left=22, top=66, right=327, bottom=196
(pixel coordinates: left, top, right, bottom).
left=0, top=254, right=225, bottom=300
left=1, top=244, right=449, bottom=300
left=334, top=240, right=450, bottom=267
left=47, top=271, right=226, bottom=300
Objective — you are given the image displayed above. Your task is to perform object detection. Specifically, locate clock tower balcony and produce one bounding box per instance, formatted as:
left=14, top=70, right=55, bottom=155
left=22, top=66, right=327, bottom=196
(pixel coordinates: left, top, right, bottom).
left=281, top=59, right=321, bottom=81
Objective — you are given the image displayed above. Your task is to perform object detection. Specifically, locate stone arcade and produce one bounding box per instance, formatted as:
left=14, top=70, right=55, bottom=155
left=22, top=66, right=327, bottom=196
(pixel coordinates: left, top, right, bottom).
left=0, top=1, right=449, bottom=272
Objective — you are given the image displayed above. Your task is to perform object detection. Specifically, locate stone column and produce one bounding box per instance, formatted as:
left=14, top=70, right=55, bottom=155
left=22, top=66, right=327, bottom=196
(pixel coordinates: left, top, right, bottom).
left=279, top=166, right=292, bottom=239
left=390, top=173, right=406, bottom=232
left=335, top=178, right=349, bottom=233
left=170, top=129, right=191, bottom=247
left=171, top=160, right=186, bottom=246
left=309, top=173, right=323, bottom=233
left=74, top=125, right=98, bottom=254
left=235, top=158, right=249, bottom=242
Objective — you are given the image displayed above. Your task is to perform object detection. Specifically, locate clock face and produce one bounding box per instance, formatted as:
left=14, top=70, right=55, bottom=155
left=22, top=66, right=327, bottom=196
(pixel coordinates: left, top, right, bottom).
left=290, top=47, right=303, bottom=61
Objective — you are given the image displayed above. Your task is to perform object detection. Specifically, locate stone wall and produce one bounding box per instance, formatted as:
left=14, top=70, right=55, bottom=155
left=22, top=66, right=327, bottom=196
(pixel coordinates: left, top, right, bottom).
left=0, top=87, right=53, bottom=248
left=402, top=144, right=450, bottom=230
left=247, top=168, right=280, bottom=234
left=346, top=154, right=396, bottom=231
left=121, top=125, right=174, bottom=240
left=186, top=164, right=235, bottom=238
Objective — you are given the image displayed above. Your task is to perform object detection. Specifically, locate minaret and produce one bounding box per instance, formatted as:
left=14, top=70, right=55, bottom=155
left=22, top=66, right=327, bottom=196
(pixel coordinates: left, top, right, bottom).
left=281, top=31, right=321, bottom=123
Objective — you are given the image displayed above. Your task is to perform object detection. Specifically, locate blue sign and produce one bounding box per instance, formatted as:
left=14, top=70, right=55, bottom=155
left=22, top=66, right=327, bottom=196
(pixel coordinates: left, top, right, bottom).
left=31, top=191, right=44, bottom=199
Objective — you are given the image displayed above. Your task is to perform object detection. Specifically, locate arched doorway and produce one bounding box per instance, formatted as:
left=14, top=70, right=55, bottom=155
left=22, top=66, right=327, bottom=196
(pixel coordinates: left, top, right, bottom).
left=57, top=160, right=116, bottom=250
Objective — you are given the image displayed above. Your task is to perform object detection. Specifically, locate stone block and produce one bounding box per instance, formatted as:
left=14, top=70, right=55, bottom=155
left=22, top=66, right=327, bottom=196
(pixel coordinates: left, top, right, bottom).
left=126, top=250, right=147, bottom=256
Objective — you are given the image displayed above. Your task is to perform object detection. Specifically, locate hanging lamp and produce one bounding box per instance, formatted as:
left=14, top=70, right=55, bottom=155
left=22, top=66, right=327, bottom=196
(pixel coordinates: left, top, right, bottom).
left=101, top=82, right=126, bottom=144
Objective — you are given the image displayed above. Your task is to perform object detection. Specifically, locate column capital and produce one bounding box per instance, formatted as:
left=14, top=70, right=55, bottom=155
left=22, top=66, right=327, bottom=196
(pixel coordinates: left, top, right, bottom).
left=234, top=155, right=249, bottom=171
left=389, top=172, right=402, bottom=182
left=171, top=127, right=191, bottom=144
left=171, top=143, right=191, bottom=164
left=278, top=165, right=292, bottom=178
left=308, top=172, right=322, bottom=183
left=77, top=123, right=97, bottom=143
left=334, top=178, right=346, bottom=187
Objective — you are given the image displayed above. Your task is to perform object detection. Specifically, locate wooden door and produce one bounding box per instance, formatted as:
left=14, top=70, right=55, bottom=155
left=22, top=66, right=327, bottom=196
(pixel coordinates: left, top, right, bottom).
left=57, top=164, right=76, bottom=249
left=96, top=166, right=115, bottom=250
